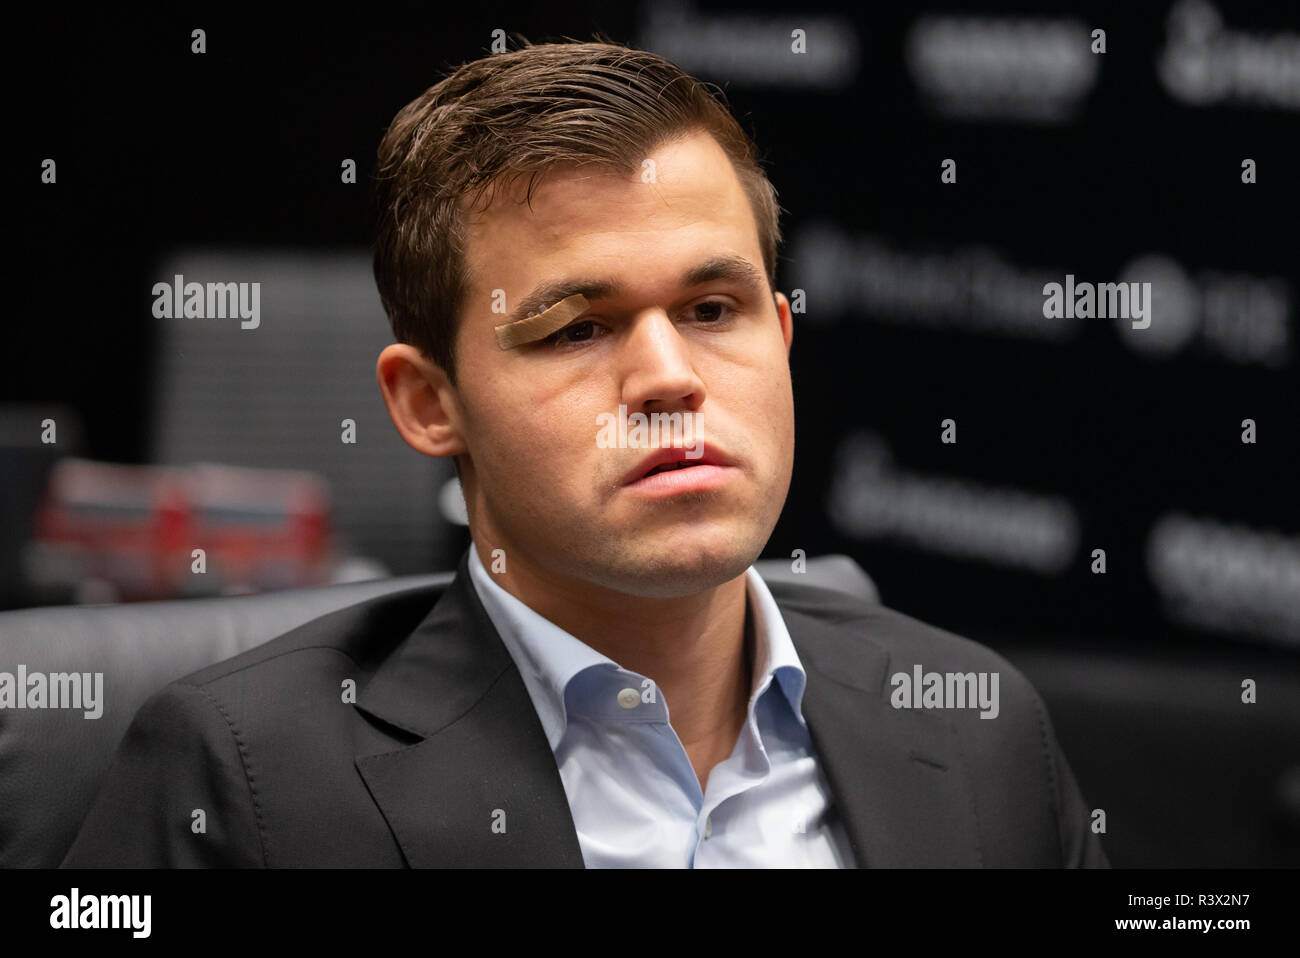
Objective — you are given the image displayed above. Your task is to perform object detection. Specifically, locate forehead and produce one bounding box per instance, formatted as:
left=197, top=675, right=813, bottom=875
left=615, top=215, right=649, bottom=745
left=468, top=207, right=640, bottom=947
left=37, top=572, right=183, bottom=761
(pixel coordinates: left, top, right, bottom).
left=460, top=130, right=761, bottom=295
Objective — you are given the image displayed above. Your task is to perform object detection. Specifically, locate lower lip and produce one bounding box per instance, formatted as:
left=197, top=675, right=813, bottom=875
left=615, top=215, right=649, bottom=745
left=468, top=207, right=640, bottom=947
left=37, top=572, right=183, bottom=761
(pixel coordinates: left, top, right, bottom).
left=624, top=464, right=736, bottom=497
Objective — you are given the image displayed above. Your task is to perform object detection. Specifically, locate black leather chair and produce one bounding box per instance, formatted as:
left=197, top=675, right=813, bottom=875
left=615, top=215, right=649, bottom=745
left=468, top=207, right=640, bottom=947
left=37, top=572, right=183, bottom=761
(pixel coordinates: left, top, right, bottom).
left=0, top=554, right=878, bottom=868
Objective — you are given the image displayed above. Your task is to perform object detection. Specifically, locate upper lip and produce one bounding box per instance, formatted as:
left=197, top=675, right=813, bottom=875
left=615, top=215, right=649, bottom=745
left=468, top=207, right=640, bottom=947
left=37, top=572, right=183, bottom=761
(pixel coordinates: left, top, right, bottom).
left=623, top=444, right=734, bottom=485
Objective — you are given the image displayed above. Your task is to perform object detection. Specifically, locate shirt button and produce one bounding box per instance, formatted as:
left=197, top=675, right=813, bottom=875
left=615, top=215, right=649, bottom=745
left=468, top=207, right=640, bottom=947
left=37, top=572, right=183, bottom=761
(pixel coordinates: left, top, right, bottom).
left=617, top=688, right=640, bottom=709
left=704, top=816, right=713, bottom=839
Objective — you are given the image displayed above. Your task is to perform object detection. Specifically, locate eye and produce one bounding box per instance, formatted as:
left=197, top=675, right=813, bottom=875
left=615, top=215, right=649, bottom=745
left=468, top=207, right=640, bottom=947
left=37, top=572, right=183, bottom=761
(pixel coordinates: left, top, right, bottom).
left=539, top=301, right=737, bottom=349
left=687, top=300, right=736, bottom=325
left=543, top=319, right=608, bottom=348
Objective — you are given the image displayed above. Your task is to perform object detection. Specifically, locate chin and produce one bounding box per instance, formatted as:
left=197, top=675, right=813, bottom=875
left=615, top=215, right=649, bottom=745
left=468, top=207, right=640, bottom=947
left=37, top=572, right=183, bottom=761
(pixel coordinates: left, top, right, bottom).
left=602, top=531, right=764, bottom=599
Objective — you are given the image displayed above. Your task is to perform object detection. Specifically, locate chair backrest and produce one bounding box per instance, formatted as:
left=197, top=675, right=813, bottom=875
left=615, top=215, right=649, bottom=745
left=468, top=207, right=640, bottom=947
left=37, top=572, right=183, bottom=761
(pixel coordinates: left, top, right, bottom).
left=0, top=554, right=877, bottom=867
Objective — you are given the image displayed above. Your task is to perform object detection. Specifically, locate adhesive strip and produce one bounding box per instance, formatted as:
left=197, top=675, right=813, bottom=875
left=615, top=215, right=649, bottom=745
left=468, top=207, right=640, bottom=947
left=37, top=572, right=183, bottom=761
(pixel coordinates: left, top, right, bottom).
left=494, top=294, right=592, bottom=350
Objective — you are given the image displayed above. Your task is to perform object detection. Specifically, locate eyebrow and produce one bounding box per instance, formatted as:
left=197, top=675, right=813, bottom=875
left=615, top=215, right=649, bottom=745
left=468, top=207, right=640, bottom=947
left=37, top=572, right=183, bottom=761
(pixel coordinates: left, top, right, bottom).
left=504, top=253, right=768, bottom=324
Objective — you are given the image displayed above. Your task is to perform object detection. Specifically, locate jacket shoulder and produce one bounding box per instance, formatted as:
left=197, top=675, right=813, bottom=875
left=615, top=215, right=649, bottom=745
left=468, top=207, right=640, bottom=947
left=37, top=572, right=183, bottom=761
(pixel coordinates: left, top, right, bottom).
left=767, top=577, right=1107, bottom=866
left=62, top=583, right=444, bottom=867
left=766, top=577, right=1029, bottom=679
left=174, top=581, right=442, bottom=692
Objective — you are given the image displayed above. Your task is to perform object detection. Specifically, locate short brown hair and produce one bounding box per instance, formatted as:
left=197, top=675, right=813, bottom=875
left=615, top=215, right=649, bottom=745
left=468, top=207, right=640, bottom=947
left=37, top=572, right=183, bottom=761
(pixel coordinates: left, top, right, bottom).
left=370, top=36, right=783, bottom=384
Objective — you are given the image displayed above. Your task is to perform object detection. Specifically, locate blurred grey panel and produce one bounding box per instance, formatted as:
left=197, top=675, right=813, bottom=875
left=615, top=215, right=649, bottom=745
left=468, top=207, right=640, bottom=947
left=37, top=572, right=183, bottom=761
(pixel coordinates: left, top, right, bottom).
left=150, top=249, right=456, bottom=575
left=0, top=404, right=83, bottom=608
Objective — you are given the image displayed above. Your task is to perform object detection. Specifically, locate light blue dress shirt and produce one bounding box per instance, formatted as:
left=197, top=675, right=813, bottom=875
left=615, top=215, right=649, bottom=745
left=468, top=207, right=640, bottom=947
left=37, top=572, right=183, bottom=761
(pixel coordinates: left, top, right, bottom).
left=467, top=545, right=857, bottom=868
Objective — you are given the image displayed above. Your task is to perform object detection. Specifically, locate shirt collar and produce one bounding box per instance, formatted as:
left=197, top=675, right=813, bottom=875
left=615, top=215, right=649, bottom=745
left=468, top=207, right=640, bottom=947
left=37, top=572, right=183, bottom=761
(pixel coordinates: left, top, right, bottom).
left=467, top=544, right=810, bottom=752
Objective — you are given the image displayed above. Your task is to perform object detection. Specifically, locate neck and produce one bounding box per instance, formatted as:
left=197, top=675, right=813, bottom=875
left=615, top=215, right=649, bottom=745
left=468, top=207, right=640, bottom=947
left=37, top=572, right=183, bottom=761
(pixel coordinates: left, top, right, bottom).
left=471, top=538, right=753, bottom=753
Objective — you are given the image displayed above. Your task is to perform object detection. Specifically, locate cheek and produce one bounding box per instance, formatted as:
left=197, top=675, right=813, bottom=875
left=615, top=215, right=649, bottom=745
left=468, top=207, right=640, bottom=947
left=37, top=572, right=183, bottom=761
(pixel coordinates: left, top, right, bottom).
left=744, top=354, right=794, bottom=421
left=752, top=370, right=796, bottom=471
left=473, top=392, right=599, bottom=498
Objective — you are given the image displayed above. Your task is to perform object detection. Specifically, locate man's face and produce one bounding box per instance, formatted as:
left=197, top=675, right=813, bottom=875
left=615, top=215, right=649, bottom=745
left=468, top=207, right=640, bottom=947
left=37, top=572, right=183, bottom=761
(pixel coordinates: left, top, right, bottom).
left=452, top=128, right=794, bottom=598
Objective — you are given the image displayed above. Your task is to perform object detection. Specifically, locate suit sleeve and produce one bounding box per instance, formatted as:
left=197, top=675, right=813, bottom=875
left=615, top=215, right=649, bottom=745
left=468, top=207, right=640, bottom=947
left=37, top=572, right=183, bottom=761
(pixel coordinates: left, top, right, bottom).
left=60, top=682, right=266, bottom=868
left=1035, top=694, right=1109, bottom=868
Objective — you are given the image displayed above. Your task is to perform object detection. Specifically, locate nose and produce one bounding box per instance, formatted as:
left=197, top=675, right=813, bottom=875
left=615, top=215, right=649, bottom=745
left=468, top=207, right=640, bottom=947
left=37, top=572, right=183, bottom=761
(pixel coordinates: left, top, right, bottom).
left=618, top=310, right=707, bottom=413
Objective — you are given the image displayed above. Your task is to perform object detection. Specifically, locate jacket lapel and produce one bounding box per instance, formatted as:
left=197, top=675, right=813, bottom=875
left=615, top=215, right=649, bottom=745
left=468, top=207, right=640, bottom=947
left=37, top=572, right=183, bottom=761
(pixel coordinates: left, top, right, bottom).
left=779, top=600, right=984, bottom=867
left=353, top=549, right=981, bottom=868
left=353, top=549, right=585, bottom=868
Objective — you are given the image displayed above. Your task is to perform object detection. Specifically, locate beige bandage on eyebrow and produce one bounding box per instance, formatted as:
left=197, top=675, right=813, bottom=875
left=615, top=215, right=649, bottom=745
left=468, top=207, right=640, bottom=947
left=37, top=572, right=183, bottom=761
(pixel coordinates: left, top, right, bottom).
left=494, top=294, right=592, bottom=350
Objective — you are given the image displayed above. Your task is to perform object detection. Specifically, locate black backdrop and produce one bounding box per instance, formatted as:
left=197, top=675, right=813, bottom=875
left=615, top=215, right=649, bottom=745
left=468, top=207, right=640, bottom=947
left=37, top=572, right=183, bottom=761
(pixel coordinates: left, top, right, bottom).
left=11, top=1, right=1298, bottom=653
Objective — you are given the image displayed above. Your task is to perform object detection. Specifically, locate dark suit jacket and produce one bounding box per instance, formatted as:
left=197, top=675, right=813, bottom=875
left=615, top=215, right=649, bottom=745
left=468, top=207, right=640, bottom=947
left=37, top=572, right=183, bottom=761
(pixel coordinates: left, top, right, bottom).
left=62, top=549, right=1108, bottom=868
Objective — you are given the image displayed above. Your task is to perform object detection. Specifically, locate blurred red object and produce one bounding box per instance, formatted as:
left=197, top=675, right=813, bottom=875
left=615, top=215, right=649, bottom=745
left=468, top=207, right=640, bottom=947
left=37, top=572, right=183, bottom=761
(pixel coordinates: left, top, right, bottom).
left=187, top=463, right=333, bottom=594
left=29, top=459, right=336, bottom=601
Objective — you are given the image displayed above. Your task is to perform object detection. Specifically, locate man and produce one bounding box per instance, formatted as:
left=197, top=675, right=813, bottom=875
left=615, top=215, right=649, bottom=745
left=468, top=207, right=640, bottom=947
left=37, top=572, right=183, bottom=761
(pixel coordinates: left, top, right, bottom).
left=62, top=39, right=1107, bottom=868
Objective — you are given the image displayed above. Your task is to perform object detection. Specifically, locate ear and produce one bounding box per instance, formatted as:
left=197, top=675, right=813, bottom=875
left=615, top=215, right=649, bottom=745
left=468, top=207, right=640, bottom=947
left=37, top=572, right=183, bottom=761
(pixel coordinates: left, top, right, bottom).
left=774, top=291, right=794, bottom=355
left=376, top=344, right=467, bottom=458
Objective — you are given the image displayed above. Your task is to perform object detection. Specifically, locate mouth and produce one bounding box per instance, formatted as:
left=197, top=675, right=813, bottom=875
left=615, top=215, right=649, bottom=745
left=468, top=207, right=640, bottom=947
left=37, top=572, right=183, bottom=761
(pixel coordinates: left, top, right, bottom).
left=621, top=444, right=738, bottom=496
left=625, top=444, right=731, bottom=483
left=644, top=460, right=704, bottom=477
